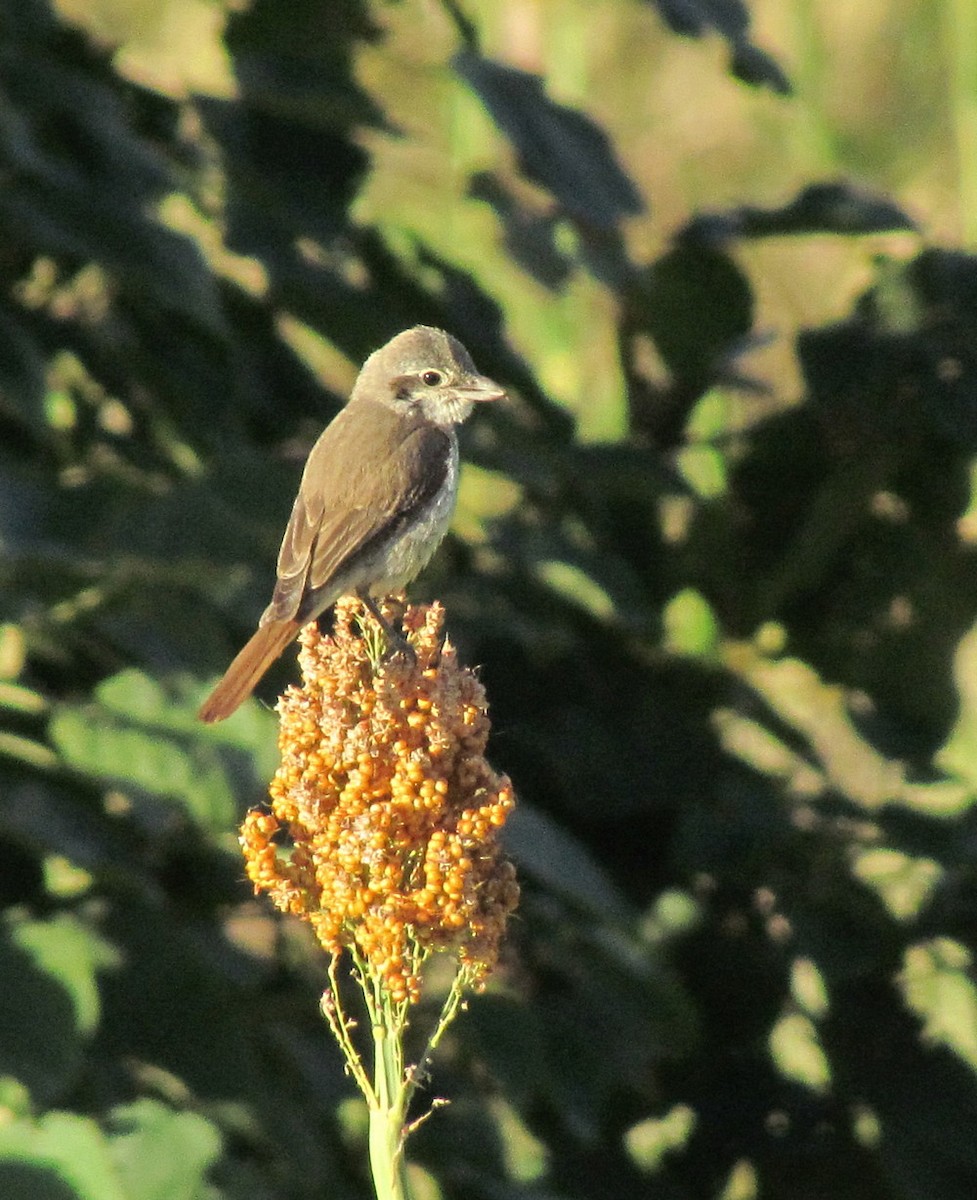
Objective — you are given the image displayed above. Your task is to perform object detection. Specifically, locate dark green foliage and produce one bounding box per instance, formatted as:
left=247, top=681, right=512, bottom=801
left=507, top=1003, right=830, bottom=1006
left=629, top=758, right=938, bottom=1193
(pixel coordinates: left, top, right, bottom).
left=453, top=50, right=645, bottom=229
left=645, top=0, right=792, bottom=93
left=1, top=2, right=976, bottom=1199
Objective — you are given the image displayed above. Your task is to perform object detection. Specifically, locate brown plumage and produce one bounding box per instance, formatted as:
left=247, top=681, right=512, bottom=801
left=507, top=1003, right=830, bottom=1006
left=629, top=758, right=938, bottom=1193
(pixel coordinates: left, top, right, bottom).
left=199, top=326, right=503, bottom=723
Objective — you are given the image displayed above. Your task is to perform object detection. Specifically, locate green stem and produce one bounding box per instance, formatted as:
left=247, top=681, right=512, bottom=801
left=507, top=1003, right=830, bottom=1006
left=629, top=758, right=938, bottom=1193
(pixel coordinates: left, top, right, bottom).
left=403, top=965, right=470, bottom=1115
left=320, top=959, right=375, bottom=1104
left=368, top=1002, right=413, bottom=1200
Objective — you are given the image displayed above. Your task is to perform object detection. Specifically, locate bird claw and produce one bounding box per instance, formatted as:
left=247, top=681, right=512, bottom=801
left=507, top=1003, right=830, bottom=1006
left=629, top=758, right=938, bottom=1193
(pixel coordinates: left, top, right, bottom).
left=357, top=592, right=415, bottom=666
left=386, top=638, right=417, bottom=666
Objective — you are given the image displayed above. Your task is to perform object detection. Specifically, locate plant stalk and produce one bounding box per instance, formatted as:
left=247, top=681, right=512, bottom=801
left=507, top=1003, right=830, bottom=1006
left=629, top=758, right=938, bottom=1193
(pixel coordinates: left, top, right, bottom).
left=368, top=1005, right=412, bottom=1200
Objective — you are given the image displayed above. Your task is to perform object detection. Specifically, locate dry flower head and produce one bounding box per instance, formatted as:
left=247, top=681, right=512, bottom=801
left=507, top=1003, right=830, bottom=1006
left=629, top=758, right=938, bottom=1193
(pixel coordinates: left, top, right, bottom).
left=240, top=597, right=519, bottom=1004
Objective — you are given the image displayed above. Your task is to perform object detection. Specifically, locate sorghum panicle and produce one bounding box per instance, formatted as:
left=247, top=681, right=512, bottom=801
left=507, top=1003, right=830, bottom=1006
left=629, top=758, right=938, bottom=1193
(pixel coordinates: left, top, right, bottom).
left=239, top=598, right=519, bottom=1003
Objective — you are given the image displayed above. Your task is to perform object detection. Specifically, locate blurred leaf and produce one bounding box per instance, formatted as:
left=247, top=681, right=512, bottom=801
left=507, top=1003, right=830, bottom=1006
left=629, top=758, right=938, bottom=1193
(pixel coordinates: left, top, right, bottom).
left=0, top=766, right=138, bottom=879
left=826, top=980, right=977, bottom=1200
left=518, top=522, right=656, bottom=633
left=0, top=308, right=47, bottom=437
left=486, top=1096, right=549, bottom=1183
left=211, top=0, right=381, bottom=249
left=675, top=443, right=728, bottom=499
left=852, top=849, right=943, bottom=922
left=790, top=957, right=830, bottom=1019
left=502, top=804, right=632, bottom=920
left=225, top=0, right=383, bottom=128
left=0, top=1113, right=123, bottom=1200
left=454, top=49, right=644, bottom=229
left=712, top=707, right=821, bottom=794
left=686, top=182, right=917, bottom=242
left=663, top=587, right=720, bottom=658
left=728, top=37, right=793, bottom=93
left=768, top=1012, right=831, bottom=1093
left=725, top=650, right=905, bottom=809
left=51, top=707, right=234, bottom=830
left=646, top=0, right=792, bottom=93
left=890, top=780, right=975, bottom=820
left=105, top=1098, right=223, bottom=1200
left=0, top=179, right=224, bottom=335
left=531, top=559, right=615, bottom=623
left=801, top=248, right=977, bottom=452
left=899, top=938, right=977, bottom=1072
left=624, top=1104, right=696, bottom=1173
left=12, top=913, right=113, bottom=1038
left=0, top=919, right=97, bottom=1104
left=199, top=100, right=371, bottom=252
left=626, top=242, right=754, bottom=394
left=468, top=171, right=574, bottom=290
left=49, top=670, right=277, bottom=831
left=936, top=621, right=977, bottom=788
left=0, top=681, right=47, bottom=718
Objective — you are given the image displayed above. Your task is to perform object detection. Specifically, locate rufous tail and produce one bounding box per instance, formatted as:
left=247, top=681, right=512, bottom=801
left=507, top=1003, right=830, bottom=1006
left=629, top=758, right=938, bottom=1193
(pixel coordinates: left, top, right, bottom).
left=198, top=618, right=302, bottom=723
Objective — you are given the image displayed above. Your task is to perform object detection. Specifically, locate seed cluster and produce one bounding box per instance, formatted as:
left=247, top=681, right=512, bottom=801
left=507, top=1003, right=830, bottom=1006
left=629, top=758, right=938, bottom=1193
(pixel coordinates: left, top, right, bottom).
left=240, top=598, right=519, bottom=1003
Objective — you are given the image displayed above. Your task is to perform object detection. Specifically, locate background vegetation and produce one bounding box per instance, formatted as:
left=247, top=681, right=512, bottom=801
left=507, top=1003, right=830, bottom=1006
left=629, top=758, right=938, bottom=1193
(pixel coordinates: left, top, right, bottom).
left=2, top=1, right=977, bottom=1197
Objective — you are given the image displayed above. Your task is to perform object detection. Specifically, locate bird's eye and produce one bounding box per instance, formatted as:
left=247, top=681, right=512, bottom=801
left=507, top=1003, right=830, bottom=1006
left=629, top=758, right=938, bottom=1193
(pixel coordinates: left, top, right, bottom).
left=421, top=370, right=442, bottom=386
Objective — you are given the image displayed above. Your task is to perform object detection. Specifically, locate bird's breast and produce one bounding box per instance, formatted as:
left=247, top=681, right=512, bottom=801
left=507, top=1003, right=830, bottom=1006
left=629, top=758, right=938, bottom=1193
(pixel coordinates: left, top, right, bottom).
left=367, top=437, right=460, bottom=594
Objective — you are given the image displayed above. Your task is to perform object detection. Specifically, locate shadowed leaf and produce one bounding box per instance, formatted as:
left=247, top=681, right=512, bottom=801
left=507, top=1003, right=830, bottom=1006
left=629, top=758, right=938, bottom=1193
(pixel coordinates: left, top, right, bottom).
left=686, top=182, right=917, bottom=242
left=646, top=0, right=792, bottom=93
left=454, top=49, right=644, bottom=229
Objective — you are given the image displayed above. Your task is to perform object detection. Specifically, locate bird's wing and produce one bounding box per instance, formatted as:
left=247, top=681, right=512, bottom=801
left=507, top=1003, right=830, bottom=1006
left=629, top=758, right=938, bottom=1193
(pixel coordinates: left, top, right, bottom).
left=262, top=416, right=452, bottom=625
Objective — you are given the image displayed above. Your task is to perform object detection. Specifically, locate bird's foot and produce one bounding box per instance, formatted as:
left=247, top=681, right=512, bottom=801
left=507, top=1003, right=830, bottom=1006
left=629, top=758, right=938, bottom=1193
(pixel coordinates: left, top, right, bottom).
left=357, top=592, right=416, bottom=665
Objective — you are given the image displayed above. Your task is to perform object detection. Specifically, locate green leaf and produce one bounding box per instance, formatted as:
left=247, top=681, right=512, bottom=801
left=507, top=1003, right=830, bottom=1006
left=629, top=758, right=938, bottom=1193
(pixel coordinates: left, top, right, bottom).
left=852, top=848, right=943, bottom=922
left=769, top=1012, right=831, bottom=1093
left=0, top=915, right=110, bottom=1107
left=12, top=914, right=114, bottom=1038
left=454, top=50, right=643, bottom=229
left=486, top=1096, right=548, bottom=1183
left=521, top=525, right=654, bottom=633
left=105, top=1099, right=222, bottom=1200
left=532, top=559, right=615, bottom=622
left=0, top=919, right=96, bottom=1104
left=900, top=939, right=977, bottom=1072
left=936, top=620, right=977, bottom=791
left=469, top=171, right=574, bottom=291
left=627, top=243, right=754, bottom=392
left=651, top=0, right=791, bottom=93
left=624, top=1104, right=696, bottom=1173
left=727, top=650, right=905, bottom=810
left=502, top=804, right=631, bottom=920
left=51, top=707, right=234, bottom=830
left=686, top=182, right=916, bottom=241
left=50, top=670, right=278, bottom=831
left=663, top=588, right=720, bottom=658
left=0, top=1113, right=124, bottom=1200
left=0, top=179, right=225, bottom=335
left=675, top=443, right=728, bottom=499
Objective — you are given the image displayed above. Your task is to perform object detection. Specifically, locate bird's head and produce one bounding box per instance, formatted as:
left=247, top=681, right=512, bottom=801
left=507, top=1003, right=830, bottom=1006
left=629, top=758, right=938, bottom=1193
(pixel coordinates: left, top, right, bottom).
left=356, top=326, right=505, bottom=427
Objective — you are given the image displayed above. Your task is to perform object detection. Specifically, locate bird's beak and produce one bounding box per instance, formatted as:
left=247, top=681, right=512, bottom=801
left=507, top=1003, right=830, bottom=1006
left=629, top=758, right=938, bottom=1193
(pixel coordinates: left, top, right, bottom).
left=454, top=374, right=505, bottom=404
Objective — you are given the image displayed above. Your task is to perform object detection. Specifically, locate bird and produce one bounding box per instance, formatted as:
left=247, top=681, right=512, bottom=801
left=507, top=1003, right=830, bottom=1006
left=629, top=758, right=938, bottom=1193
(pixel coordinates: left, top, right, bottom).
left=198, top=325, right=504, bottom=723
